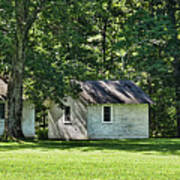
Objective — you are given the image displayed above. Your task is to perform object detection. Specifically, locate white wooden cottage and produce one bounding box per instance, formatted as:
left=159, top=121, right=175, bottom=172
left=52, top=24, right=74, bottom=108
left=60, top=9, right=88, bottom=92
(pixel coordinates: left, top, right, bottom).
left=48, top=80, right=153, bottom=140
left=0, top=78, right=35, bottom=137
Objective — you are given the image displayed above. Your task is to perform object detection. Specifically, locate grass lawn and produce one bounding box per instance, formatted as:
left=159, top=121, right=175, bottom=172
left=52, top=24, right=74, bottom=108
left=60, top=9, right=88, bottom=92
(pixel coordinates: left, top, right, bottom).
left=0, top=139, right=180, bottom=180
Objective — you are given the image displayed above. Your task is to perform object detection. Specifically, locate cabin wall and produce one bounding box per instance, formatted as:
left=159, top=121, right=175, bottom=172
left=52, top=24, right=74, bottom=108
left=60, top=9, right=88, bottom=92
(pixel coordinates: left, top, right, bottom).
left=87, top=104, right=149, bottom=139
left=22, top=101, right=35, bottom=137
left=48, top=97, right=88, bottom=140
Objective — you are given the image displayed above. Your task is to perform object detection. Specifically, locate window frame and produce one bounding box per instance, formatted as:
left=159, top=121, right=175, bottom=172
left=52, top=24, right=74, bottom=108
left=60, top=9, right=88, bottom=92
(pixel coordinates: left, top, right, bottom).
left=63, top=106, right=72, bottom=124
left=102, top=105, right=113, bottom=123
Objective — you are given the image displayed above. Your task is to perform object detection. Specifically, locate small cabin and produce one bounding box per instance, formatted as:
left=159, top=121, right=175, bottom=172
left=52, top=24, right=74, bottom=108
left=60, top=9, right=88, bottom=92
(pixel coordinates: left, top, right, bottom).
left=48, top=80, right=152, bottom=140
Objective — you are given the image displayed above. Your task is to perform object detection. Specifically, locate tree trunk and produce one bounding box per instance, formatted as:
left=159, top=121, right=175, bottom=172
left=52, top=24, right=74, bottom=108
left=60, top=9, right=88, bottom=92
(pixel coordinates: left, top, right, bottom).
left=7, top=33, right=25, bottom=138
left=102, top=19, right=107, bottom=65
left=3, top=0, right=45, bottom=140
left=4, top=0, right=26, bottom=139
left=7, top=66, right=24, bottom=138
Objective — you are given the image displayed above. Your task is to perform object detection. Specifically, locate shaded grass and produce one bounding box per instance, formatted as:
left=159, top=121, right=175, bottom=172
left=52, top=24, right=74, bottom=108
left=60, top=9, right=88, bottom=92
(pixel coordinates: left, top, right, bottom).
left=0, top=138, right=180, bottom=179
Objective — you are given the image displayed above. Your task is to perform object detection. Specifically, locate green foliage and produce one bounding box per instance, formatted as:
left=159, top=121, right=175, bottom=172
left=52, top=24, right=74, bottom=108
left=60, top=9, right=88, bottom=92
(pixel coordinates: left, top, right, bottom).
left=22, top=0, right=98, bottom=106
left=36, top=128, right=48, bottom=140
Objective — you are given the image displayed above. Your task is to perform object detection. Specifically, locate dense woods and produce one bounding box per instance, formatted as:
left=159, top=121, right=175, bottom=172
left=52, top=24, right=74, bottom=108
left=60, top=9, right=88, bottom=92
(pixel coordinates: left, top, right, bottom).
left=0, top=0, right=179, bottom=138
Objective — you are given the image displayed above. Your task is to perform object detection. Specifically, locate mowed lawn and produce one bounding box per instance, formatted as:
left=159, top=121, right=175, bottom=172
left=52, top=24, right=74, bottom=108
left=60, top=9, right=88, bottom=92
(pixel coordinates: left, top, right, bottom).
left=0, top=139, right=180, bottom=180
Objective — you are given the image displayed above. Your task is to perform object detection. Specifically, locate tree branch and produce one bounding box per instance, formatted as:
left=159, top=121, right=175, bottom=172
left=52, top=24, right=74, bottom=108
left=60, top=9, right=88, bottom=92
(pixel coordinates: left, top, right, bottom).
left=0, top=26, right=8, bottom=33
left=24, top=0, right=30, bottom=21
left=25, top=0, right=47, bottom=38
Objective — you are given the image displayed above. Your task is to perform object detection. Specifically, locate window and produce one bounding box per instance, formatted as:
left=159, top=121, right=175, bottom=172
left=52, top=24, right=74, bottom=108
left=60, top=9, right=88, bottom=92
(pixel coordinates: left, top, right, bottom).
left=102, top=106, right=112, bottom=123
left=0, top=103, right=5, bottom=119
left=64, top=106, right=71, bottom=123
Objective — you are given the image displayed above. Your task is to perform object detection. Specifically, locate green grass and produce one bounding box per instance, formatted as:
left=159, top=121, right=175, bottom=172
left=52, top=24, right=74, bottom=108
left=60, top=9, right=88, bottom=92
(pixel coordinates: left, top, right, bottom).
left=0, top=139, right=180, bottom=180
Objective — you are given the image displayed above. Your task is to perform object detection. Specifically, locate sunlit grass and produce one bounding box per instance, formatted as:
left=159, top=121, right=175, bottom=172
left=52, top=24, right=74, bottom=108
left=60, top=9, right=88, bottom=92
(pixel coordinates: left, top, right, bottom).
left=0, top=138, right=180, bottom=180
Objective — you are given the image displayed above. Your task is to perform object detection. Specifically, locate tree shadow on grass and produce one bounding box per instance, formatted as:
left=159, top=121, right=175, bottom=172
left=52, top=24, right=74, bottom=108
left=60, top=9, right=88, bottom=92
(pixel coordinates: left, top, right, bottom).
left=0, top=138, right=180, bottom=155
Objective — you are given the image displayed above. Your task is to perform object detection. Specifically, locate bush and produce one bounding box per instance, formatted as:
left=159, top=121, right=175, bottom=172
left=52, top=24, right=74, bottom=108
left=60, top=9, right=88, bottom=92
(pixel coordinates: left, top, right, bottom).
left=36, top=128, right=48, bottom=140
